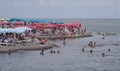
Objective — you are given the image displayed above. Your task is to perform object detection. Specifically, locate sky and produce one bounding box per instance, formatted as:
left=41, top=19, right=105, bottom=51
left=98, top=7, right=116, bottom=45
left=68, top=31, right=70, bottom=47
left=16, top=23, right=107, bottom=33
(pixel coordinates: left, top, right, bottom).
left=0, top=0, right=120, bottom=18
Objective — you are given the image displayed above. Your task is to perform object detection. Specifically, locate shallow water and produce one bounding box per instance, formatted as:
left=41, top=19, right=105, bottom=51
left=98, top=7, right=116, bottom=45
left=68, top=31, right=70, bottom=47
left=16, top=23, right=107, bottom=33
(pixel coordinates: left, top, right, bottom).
left=1, top=19, right=120, bottom=71
left=0, top=34, right=120, bottom=71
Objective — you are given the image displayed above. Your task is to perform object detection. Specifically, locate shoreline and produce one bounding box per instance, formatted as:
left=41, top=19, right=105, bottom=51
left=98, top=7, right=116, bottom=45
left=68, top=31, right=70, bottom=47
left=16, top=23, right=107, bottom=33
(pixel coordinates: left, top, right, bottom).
left=37, top=32, right=93, bottom=40
left=0, top=42, right=58, bottom=53
left=0, top=32, right=93, bottom=53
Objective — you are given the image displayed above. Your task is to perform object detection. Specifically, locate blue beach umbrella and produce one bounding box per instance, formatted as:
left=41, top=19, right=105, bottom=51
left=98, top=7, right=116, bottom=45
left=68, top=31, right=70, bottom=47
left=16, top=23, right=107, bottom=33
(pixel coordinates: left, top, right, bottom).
left=26, top=19, right=40, bottom=23
left=10, top=18, right=25, bottom=22
left=43, top=20, right=52, bottom=24
left=53, top=20, right=64, bottom=24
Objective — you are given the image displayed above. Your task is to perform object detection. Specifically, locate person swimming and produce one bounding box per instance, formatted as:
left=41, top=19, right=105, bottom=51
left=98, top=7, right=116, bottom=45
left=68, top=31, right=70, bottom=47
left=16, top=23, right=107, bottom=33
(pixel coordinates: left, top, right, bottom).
left=63, top=37, right=66, bottom=45
left=50, top=49, right=56, bottom=54
left=82, top=48, right=85, bottom=52
left=102, top=53, right=105, bottom=57
left=7, top=49, right=11, bottom=55
left=103, top=36, right=105, bottom=39
left=40, top=52, right=44, bottom=55
left=90, top=50, right=93, bottom=53
left=52, top=50, right=55, bottom=53
left=40, top=49, right=44, bottom=55
left=41, top=49, right=44, bottom=53
left=50, top=49, right=53, bottom=54
left=57, top=50, right=60, bottom=54
left=116, top=43, right=118, bottom=46
left=108, top=48, right=111, bottom=52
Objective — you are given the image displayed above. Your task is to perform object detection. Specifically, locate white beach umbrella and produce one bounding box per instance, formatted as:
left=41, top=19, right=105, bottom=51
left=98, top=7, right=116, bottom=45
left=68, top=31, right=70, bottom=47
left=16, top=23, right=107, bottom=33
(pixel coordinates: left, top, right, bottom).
left=0, top=28, right=15, bottom=33
left=14, top=27, right=32, bottom=33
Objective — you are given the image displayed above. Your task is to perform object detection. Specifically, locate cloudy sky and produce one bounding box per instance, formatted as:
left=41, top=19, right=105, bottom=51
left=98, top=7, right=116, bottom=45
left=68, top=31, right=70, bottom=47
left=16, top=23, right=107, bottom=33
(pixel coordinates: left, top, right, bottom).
left=0, top=0, right=120, bottom=18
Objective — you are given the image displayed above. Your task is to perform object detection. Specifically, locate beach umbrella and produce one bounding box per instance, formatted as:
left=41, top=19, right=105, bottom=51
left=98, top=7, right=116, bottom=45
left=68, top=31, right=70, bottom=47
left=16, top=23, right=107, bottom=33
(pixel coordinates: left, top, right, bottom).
left=12, top=25, right=26, bottom=28
left=5, top=18, right=10, bottom=21
left=34, top=22, right=44, bottom=25
left=55, top=24, right=65, bottom=28
left=10, top=18, right=25, bottom=22
left=28, top=25, right=36, bottom=29
left=14, top=27, right=32, bottom=33
left=71, top=22, right=82, bottom=28
left=0, top=28, right=4, bottom=33
left=27, top=24, right=38, bottom=29
left=26, top=19, right=40, bottom=23
left=0, top=18, right=5, bottom=20
left=64, top=22, right=81, bottom=28
left=0, top=21, right=9, bottom=25
left=53, top=20, right=64, bottom=24
left=0, top=27, right=32, bottom=33
left=13, top=22, right=24, bottom=25
left=43, top=20, right=52, bottom=24
left=0, top=28, right=15, bottom=33
left=45, top=24, right=57, bottom=28
left=36, top=25, right=44, bottom=29
left=0, top=18, right=10, bottom=21
left=4, top=28, right=15, bottom=33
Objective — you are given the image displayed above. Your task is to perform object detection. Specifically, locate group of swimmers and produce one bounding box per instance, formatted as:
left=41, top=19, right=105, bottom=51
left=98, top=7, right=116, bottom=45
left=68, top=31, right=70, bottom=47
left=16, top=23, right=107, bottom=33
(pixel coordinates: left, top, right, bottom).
left=7, top=49, right=61, bottom=55
left=88, top=41, right=96, bottom=48
left=40, top=49, right=61, bottom=55
left=82, top=41, right=112, bottom=58
left=81, top=31, right=114, bottom=57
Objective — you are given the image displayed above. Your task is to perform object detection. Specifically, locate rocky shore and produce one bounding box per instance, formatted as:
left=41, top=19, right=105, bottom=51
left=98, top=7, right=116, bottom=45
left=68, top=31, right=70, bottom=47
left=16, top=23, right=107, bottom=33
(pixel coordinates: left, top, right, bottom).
left=37, top=32, right=93, bottom=40
left=0, top=32, right=92, bottom=53
left=0, top=42, right=58, bottom=53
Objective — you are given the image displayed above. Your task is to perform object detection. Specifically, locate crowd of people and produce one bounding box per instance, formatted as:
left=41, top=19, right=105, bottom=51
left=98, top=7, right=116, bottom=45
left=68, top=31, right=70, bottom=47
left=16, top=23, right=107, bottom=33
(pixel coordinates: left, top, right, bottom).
left=81, top=31, right=119, bottom=58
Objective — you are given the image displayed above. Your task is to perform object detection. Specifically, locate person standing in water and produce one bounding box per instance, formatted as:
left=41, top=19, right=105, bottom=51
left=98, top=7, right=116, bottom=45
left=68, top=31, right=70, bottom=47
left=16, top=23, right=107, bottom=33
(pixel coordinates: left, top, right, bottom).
left=82, top=48, right=85, bottom=52
left=40, top=49, right=44, bottom=55
left=57, top=50, right=60, bottom=54
left=63, top=37, right=66, bottom=45
left=102, top=53, right=105, bottom=57
left=7, top=49, right=11, bottom=55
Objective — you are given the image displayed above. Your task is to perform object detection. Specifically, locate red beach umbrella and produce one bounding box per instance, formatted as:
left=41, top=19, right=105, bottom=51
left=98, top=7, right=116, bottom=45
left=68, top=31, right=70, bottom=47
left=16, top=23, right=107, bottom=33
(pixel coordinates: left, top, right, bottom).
left=0, top=21, right=9, bottom=25
left=28, top=25, right=37, bottom=29
left=45, top=24, right=57, bottom=28
left=13, top=22, right=24, bottom=25
left=55, top=24, right=65, bottom=28
left=36, top=25, right=44, bottom=29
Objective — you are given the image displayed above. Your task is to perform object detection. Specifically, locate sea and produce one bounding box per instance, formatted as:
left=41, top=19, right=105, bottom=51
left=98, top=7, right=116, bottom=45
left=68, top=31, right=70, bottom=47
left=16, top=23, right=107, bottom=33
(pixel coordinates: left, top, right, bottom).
left=0, top=19, right=120, bottom=71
